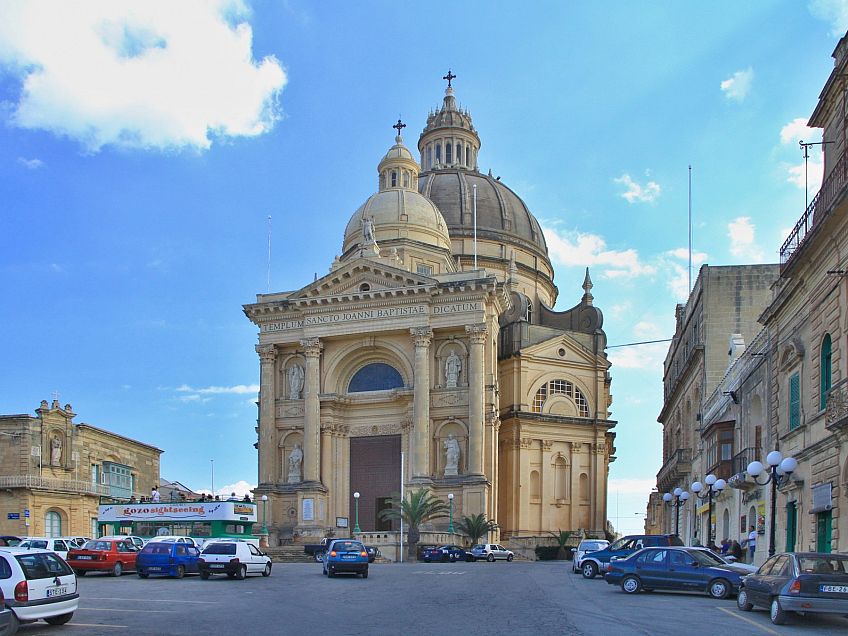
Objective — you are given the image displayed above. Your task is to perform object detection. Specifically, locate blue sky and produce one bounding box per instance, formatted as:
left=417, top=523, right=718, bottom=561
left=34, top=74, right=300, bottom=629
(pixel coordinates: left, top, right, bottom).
left=1, top=0, right=844, bottom=535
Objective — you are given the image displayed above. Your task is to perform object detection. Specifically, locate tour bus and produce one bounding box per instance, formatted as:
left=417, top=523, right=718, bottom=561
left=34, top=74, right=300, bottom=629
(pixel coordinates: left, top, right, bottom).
left=97, top=498, right=258, bottom=546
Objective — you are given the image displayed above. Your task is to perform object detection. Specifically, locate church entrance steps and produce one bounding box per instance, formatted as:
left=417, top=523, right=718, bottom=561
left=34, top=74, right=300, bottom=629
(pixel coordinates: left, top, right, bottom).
left=263, top=546, right=316, bottom=563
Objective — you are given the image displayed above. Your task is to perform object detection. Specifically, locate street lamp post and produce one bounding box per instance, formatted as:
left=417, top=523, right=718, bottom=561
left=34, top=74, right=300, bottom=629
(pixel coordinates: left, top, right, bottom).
left=747, top=451, right=797, bottom=557
left=690, top=475, right=726, bottom=548
left=353, top=491, right=361, bottom=533
left=261, top=495, right=268, bottom=534
left=448, top=493, right=454, bottom=533
left=662, top=487, right=690, bottom=537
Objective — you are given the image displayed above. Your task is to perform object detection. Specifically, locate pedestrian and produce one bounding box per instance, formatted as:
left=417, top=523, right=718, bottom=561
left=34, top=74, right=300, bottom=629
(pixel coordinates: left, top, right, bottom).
left=746, top=525, right=757, bottom=562
left=228, top=492, right=238, bottom=501
left=719, top=538, right=729, bottom=556
left=730, top=540, right=744, bottom=562
left=151, top=485, right=160, bottom=502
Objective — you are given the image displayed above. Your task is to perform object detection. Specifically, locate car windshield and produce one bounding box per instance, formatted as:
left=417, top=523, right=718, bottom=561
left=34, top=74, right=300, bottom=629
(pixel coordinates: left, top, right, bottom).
left=332, top=541, right=363, bottom=552
left=691, top=550, right=725, bottom=566
left=202, top=543, right=237, bottom=555
left=21, top=540, right=49, bottom=549
left=140, top=543, right=173, bottom=555
left=607, top=538, right=629, bottom=551
left=82, top=541, right=111, bottom=551
left=798, top=556, right=848, bottom=574
left=581, top=542, right=607, bottom=551
left=16, top=552, right=73, bottom=579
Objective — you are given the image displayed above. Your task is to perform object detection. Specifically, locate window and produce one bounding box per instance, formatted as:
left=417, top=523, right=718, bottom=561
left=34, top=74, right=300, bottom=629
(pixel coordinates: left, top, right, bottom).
left=786, top=502, right=797, bottom=552
left=789, top=373, right=801, bottom=430
left=45, top=511, right=62, bottom=537
left=821, top=334, right=832, bottom=410
left=403, top=172, right=409, bottom=188
left=445, top=142, right=452, bottom=164
left=91, top=518, right=99, bottom=538
left=435, top=144, right=441, bottom=164
left=427, top=147, right=432, bottom=169
left=417, top=264, right=433, bottom=276
left=348, top=363, right=404, bottom=393
left=531, top=380, right=589, bottom=416
left=456, top=143, right=462, bottom=164
left=391, top=171, right=397, bottom=187
left=91, top=464, right=99, bottom=484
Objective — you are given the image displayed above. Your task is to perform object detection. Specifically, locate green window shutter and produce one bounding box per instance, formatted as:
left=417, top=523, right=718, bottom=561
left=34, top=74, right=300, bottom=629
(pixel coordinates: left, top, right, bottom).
left=821, top=334, right=832, bottom=411
left=789, top=374, right=800, bottom=430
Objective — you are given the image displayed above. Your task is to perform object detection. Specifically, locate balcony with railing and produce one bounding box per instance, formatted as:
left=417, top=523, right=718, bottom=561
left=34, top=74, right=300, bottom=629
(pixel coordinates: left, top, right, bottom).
left=732, top=446, right=758, bottom=476
left=0, top=474, right=110, bottom=496
left=781, top=149, right=848, bottom=272
left=656, top=448, right=692, bottom=492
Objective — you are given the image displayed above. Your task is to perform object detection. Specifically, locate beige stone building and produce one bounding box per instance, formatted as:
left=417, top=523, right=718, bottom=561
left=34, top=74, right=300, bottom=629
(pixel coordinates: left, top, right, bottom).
left=245, top=81, right=616, bottom=548
left=0, top=399, right=161, bottom=539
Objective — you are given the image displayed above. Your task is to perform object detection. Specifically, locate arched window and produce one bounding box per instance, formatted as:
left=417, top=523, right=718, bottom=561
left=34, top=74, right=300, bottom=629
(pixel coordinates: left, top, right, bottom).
left=427, top=147, right=432, bottom=169
left=530, top=470, right=540, bottom=498
left=456, top=143, right=462, bottom=165
left=435, top=144, right=441, bottom=164
left=445, top=142, right=452, bottom=164
left=526, top=302, right=533, bottom=324
left=348, top=363, right=404, bottom=393
left=821, top=333, right=832, bottom=410
left=45, top=511, right=62, bottom=537
left=403, top=171, right=409, bottom=188
left=532, top=380, right=590, bottom=416
left=466, top=145, right=471, bottom=167
left=391, top=171, right=397, bottom=187
left=579, top=473, right=589, bottom=500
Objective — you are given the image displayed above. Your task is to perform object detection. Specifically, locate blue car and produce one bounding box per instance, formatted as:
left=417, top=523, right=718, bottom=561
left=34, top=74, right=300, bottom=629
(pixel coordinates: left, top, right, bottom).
left=604, top=546, right=750, bottom=599
left=136, top=541, right=200, bottom=578
left=421, top=545, right=466, bottom=563
left=322, top=539, right=369, bottom=578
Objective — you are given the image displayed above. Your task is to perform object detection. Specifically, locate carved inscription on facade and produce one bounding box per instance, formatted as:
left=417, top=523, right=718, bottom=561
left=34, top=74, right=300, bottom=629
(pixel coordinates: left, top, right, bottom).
left=263, top=305, right=429, bottom=332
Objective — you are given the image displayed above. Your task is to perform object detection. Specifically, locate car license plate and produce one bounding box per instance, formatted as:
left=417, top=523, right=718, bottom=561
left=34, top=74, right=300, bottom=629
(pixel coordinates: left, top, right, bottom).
left=46, top=587, right=67, bottom=597
left=148, top=567, right=161, bottom=571
left=342, top=555, right=355, bottom=560
left=76, top=555, right=93, bottom=560
left=210, top=564, right=225, bottom=568
left=821, top=585, right=848, bottom=593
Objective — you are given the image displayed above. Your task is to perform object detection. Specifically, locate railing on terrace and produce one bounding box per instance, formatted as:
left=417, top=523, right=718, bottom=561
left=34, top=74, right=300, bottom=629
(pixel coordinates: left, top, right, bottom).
left=0, top=474, right=109, bottom=496
left=781, top=149, right=848, bottom=269
left=657, top=448, right=692, bottom=487
left=732, top=447, right=757, bottom=476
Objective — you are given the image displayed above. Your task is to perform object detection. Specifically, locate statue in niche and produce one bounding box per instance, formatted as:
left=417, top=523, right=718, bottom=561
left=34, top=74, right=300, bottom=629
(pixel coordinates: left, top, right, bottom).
left=288, top=443, right=303, bottom=483
left=361, top=215, right=377, bottom=245
left=50, top=434, right=62, bottom=466
left=444, top=434, right=460, bottom=476
left=445, top=349, right=462, bottom=388
left=288, top=364, right=305, bottom=400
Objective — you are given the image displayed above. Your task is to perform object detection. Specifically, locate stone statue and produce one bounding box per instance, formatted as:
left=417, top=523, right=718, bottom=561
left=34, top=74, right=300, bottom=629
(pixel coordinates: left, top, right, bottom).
left=288, top=364, right=305, bottom=400
left=445, top=349, right=462, bottom=388
left=361, top=215, right=376, bottom=245
left=50, top=434, right=62, bottom=466
left=444, top=434, right=460, bottom=476
left=288, top=443, right=303, bottom=483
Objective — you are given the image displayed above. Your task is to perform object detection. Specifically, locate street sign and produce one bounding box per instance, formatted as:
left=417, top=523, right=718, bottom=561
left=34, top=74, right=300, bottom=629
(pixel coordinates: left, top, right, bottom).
left=7, top=513, right=19, bottom=520
left=24, top=509, right=30, bottom=518
left=336, top=517, right=349, bottom=528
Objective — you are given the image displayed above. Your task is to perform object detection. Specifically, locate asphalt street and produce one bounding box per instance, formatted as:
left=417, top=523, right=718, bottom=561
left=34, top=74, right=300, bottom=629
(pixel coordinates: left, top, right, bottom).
left=17, top=561, right=848, bottom=636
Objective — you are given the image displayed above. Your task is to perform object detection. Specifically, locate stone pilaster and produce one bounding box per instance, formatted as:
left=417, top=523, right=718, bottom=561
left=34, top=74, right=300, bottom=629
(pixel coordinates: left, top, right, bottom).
left=300, top=337, right=323, bottom=484
left=466, top=323, right=488, bottom=475
left=410, top=326, right=433, bottom=478
left=256, top=344, right=277, bottom=486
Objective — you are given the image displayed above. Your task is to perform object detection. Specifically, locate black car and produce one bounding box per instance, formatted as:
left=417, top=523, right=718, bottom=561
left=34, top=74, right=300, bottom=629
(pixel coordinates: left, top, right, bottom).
left=737, top=552, right=848, bottom=625
left=365, top=546, right=380, bottom=563
left=604, top=546, right=751, bottom=598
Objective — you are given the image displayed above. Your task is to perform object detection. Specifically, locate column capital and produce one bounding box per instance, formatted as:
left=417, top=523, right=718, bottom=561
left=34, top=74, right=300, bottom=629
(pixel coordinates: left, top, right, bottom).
left=541, top=439, right=553, bottom=451
left=410, top=326, right=433, bottom=348
left=256, top=344, right=277, bottom=363
left=300, top=337, right=322, bottom=357
left=465, top=323, right=488, bottom=344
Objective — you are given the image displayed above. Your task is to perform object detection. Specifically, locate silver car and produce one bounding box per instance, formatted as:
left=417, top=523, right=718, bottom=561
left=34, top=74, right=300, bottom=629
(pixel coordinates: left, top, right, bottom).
left=572, top=539, right=610, bottom=573
left=470, top=544, right=514, bottom=562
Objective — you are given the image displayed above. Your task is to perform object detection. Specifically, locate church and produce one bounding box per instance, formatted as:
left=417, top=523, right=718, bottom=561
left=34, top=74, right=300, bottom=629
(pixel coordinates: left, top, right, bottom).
left=244, top=77, right=616, bottom=548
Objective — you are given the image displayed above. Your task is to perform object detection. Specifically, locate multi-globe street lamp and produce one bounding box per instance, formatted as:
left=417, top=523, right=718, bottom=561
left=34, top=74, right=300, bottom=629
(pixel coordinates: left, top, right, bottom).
left=690, top=474, right=726, bottom=548
left=353, top=491, right=361, bottom=533
left=662, top=487, right=690, bottom=536
left=447, top=493, right=454, bottom=533
left=747, top=450, right=797, bottom=557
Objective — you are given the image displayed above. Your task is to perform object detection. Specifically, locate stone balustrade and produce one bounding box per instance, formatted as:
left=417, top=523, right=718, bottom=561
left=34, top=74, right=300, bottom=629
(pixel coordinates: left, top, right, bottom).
left=0, top=474, right=110, bottom=496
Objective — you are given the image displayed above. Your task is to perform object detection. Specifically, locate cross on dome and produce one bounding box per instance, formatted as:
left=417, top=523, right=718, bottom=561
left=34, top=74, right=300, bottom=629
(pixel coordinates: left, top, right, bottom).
left=443, top=70, right=456, bottom=88
left=393, top=119, right=406, bottom=142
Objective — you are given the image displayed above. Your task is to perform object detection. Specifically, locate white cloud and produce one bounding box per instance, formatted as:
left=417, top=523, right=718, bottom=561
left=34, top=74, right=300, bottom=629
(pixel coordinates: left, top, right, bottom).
left=0, top=0, right=287, bottom=152
left=633, top=321, right=663, bottom=338
left=780, top=118, right=816, bottom=145
left=728, top=216, right=766, bottom=262
left=197, top=480, right=256, bottom=499
left=721, top=67, right=754, bottom=101
left=543, top=226, right=657, bottom=279
left=17, top=157, right=43, bottom=169
left=607, top=342, right=667, bottom=371
left=177, top=384, right=259, bottom=394
left=662, top=248, right=708, bottom=301
left=614, top=173, right=661, bottom=203
left=809, top=0, right=848, bottom=36
left=781, top=118, right=825, bottom=195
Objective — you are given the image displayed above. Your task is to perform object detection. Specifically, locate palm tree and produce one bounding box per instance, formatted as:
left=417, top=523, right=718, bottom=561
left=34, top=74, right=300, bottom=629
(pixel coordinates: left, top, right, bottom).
left=378, top=489, right=449, bottom=561
left=549, top=529, right=573, bottom=560
left=454, top=513, right=499, bottom=546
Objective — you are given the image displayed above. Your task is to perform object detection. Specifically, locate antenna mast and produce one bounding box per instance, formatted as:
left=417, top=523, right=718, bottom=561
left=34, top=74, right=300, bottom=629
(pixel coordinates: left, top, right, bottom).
left=688, top=165, right=692, bottom=293
left=267, top=216, right=271, bottom=294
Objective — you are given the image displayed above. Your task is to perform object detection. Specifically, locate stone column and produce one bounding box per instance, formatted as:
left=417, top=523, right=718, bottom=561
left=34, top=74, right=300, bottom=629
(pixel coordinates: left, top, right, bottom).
left=466, top=324, right=488, bottom=475
left=300, top=337, right=322, bottom=483
left=569, top=443, right=580, bottom=531
left=410, top=327, right=433, bottom=478
left=541, top=440, right=553, bottom=531
left=256, top=345, right=277, bottom=485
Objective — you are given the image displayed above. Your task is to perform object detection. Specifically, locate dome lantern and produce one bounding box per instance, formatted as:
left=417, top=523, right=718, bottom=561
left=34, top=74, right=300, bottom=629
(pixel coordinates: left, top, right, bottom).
left=418, top=72, right=480, bottom=172
left=377, top=120, right=420, bottom=192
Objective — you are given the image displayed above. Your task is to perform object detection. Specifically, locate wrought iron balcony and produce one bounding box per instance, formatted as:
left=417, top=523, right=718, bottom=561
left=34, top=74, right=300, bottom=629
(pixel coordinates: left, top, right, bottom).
left=732, top=446, right=758, bottom=476
left=781, top=149, right=848, bottom=271
left=0, top=474, right=110, bottom=496
left=656, top=448, right=692, bottom=492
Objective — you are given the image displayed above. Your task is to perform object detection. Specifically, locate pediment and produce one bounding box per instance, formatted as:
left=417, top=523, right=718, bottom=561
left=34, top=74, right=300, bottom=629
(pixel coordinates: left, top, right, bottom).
left=522, top=334, right=608, bottom=368
left=289, top=258, right=436, bottom=301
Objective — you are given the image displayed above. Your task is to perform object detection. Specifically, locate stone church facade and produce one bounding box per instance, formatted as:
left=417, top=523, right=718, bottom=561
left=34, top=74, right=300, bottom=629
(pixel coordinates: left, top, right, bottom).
left=245, top=81, right=616, bottom=546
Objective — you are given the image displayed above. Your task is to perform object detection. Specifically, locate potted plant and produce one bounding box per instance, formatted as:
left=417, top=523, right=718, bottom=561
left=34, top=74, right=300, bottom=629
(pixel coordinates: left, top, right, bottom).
left=292, top=531, right=300, bottom=542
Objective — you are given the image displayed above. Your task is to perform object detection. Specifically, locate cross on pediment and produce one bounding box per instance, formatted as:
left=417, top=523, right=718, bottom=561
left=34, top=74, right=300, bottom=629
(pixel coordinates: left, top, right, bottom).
left=52, top=390, right=60, bottom=400
left=443, top=70, right=456, bottom=88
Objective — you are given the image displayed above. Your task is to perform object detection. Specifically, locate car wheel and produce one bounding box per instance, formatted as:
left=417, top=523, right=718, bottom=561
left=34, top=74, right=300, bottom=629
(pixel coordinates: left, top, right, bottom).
left=235, top=565, right=246, bottom=580
left=487, top=554, right=495, bottom=562
left=470, top=556, right=477, bottom=562
left=708, top=578, right=731, bottom=600
left=8, top=612, right=20, bottom=635
left=737, top=588, right=753, bottom=611
left=175, top=565, right=185, bottom=579
left=75, top=569, right=86, bottom=576
left=111, top=562, right=123, bottom=577
left=314, top=551, right=324, bottom=563
left=582, top=561, right=598, bottom=579
left=621, top=575, right=642, bottom=594
left=362, top=569, right=368, bottom=579
left=200, top=570, right=209, bottom=580
left=44, top=612, right=73, bottom=626
left=138, top=572, right=149, bottom=579
left=328, top=567, right=335, bottom=578
left=770, top=598, right=789, bottom=625
left=507, top=554, right=514, bottom=562
left=263, top=563, right=272, bottom=577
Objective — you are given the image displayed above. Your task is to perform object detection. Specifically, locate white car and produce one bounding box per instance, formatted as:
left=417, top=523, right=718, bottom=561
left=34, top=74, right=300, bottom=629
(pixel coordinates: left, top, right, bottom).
left=572, top=539, right=610, bottom=573
left=0, top=547, right=79, bottom=633
left=99, top=535, right=144, bottom=550
left=16, top=538, right=71, bottom=561
left=469, top=544, right=514, bottom=562
left=146, top=535, right=200, bottom=549
left=198, top=540, right=271, bottom=580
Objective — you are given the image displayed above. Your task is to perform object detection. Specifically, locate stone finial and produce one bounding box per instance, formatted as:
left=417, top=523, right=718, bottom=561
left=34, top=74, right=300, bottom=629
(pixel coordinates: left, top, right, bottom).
left=582, top=268, right=594, bottom=305
left=507, top=250, right=518, bottom=290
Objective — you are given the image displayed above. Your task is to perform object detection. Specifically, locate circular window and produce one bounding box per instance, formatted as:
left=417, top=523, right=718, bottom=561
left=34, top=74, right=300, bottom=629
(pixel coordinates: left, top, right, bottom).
left=558, top=348, right=566, bottom=357
left=359, top=283, right=370, bottom=292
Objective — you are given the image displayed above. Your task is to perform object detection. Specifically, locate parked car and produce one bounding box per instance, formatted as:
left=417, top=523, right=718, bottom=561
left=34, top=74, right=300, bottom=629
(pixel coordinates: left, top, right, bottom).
left=66, top=539, right=138, bottom=577
left=16, top=538, right=71, bottom=561
left=416, top=544, right=438, bottom=561
left=579, top=534, right=683, bottom=578
left=572, top=539, right=610, bottom=574
left=604, top=546, right=750, bottom=598
left=469, top=544, right=514, bottom=562
left=136, top=541, right=200, bottom=578
left=0, top=587, right=12, bottom=636
left=56, top=537, right=89, bottom=549
left=146, top=535, right=200, bottom=549
left=0, top=546, right=78, bottom=633
left=365, top=546, right=380, bottom=563
left=99, top=535, right=144, bottom=550
left=322, top=540, right=369, bottom=578
left=198, top=540, right=271, bottom=580
left=737, top=552, right=848, bottom=625
left=0, top=537, right=20, bottom=547
left=421, top=545, right=466, bottom=563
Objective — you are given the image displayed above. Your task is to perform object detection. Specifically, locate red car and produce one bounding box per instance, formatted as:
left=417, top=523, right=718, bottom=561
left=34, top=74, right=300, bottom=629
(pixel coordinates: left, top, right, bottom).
left=67, top=538, right=138, bottom=576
